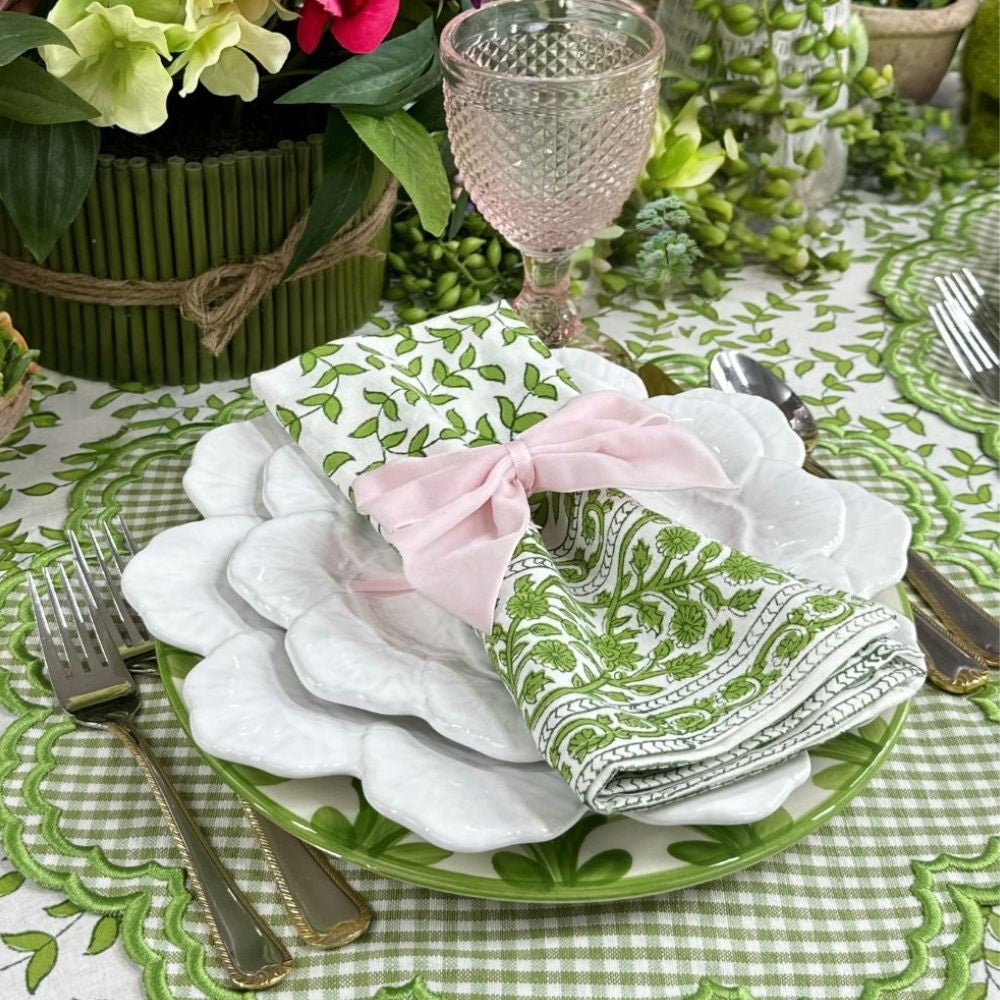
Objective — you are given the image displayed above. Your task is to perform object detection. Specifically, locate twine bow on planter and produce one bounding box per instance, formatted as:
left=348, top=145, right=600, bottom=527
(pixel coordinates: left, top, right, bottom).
left=0, top=179, right=399, bottom=358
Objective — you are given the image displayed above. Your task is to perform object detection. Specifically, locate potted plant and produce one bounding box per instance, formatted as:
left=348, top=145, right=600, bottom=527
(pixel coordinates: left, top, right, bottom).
left=962, top=0, right=997, bottom=156
left=0, top=0, right=453, bottom=384
left=853, top=0, right=981, bottom=103
left=0, top=311, right=37, bottom=444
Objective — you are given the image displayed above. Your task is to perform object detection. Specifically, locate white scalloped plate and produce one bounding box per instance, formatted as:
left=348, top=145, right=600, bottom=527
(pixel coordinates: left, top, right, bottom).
left=129, top=351, right=916, bottom=861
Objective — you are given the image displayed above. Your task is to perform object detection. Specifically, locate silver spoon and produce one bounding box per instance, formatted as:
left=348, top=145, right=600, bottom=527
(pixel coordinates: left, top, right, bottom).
left=709, top=350, right=994, bottom=695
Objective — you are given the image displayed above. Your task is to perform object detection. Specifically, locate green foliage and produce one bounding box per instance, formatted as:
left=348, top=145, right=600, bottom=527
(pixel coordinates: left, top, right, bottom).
left=344, top=109, right=451, bottom=237
left=646, top=0, right=997, bottom=283
left=285, top=110, right=374, bottom=278
left=279, top=20, right=450, bottom=239
left=385, top=208, right=523, bottom=321
left=0, top=116, right=100, bottom=262
left=277, top=18, right=440, bottom=117
left=0, top=57, right=97, bottom=125
left=633, top=196, right=703, bottom=285
left=838, top=96, right=998, bottom=201
left=0, top=12, right=75, bottom=68
left=1, top=326, right=38, bottom=398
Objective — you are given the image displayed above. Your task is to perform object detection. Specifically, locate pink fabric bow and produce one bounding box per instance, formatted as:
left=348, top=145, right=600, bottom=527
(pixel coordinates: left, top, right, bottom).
left=354, top=391, right=733, bottom=632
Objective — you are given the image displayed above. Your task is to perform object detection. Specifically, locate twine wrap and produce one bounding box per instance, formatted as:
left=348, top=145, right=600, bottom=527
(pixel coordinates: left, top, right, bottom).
left=0, top=179, right=399, bottom=357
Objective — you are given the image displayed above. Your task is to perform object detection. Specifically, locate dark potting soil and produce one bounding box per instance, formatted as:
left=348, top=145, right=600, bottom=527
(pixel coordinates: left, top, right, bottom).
left=101, top=90, right=328, bottom=163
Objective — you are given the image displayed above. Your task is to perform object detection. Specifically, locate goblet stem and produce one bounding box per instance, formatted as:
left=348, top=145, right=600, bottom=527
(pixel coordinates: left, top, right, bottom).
left=513, top=254, right=581, bottom=348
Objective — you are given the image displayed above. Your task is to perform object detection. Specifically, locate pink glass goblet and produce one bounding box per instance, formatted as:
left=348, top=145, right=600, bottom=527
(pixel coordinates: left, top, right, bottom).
left=440, top=0, right=664, bottom=349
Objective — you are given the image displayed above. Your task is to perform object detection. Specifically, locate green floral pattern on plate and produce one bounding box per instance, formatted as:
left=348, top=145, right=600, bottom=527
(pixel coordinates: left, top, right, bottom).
left=155, top=637, right=913, bottom=903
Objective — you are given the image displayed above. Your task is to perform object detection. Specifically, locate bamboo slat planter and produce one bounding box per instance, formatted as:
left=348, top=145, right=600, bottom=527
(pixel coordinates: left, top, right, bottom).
left=0, top=138, right=392, bottom=385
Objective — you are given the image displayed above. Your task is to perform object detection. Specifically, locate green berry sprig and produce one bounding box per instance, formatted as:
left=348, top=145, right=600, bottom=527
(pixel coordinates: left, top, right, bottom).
left=385, top=208, right=522, bottom=322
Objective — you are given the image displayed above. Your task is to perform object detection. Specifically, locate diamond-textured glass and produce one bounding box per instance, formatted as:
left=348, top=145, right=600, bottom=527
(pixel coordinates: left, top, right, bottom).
left=441, top=0, right=664, bottom=347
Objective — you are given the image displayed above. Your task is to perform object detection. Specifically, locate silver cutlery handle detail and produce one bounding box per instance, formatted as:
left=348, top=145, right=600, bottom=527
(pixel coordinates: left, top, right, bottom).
left=104, top=719, right=292, bottom=990
left=244, top=808, right=372, bottom=949
left=913, top=607, right=990, bottom=695
left=907, top=550, right=999, bottom=668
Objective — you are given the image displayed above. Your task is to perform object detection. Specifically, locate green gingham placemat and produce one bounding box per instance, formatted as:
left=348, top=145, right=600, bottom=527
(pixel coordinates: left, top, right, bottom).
left=0, top=187, right=997, bottom=1000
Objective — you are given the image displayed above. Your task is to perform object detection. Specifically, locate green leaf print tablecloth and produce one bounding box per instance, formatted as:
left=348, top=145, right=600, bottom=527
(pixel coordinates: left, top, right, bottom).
left=0, top=187, right=997, bottom=1000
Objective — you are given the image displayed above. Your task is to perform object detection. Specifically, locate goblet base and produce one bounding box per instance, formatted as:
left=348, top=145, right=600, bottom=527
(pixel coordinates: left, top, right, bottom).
left=512, top=258, right=582, bottom=349
left=512, top=255, right=636, bottom=369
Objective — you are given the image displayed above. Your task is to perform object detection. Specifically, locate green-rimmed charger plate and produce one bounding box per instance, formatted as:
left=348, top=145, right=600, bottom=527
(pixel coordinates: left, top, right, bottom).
left=156, top=623, right=912, bottom=903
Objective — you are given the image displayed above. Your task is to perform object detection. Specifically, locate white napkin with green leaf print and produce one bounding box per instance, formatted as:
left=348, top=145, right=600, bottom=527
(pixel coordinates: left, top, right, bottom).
left=253, top=303, right=925, bottom=813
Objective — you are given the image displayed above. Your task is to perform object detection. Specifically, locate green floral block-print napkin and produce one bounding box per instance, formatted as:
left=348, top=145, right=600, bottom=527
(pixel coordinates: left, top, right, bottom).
left=252, top=303, right=926, bottom=812
left=492, top=492, right=924, bottom=813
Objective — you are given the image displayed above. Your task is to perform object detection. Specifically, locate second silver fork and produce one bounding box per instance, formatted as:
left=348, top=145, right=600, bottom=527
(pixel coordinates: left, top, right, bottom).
left=70, top=518, right=373, bottom=950
left=930, top=274, right=1000, bottom=402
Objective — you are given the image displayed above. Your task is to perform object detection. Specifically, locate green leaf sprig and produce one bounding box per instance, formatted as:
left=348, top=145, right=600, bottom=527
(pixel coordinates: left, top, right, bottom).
left=633, top=196, right=703, bottom=286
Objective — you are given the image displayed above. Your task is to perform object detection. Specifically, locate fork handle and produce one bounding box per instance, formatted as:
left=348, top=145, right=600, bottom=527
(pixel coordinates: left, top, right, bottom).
left=243, top=807, right=372, bottom=949
left=105, top=719, right=292, bottom=990
left=906, top=550, right=999, bottom=667
left=806, top=455, right=999, bottom=669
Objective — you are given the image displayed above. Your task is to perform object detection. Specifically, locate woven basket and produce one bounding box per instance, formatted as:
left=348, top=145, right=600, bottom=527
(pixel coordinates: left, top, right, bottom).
left=0, top=379, right=31, bottom=445
left=655, top=0, right=851, bottom=206
left=0, top=140, right=392, bottom=386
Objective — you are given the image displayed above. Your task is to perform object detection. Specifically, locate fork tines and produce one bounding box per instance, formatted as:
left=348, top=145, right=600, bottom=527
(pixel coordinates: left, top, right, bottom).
left=934, top=268, right=1000, bottom=340
left=929, top=298, right=1000, bottom=402
left=67, top=517, right=147, bottom=651
left=28, top=564, right=136, bottom=714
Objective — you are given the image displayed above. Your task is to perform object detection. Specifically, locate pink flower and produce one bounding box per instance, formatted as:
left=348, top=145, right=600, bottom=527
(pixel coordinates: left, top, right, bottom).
left=297, top=0, right=400, bottom=54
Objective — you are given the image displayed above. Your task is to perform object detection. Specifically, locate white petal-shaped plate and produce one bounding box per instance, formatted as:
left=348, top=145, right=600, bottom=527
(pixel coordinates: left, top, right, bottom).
left=284, top=591, right=539, bottom=762
left=262, top=445, right=344, bottom=518
left=629, top=751, right=811, bottom=826
left=825, top=478, right=911, bottom=597
left=630, top=457, right=845, bottom=568
left=122, top=516, right=271, bottom=656
left=185, top=631, right=586, bottom=852
left=227, top=510, right=396, bottom=629
left=230, top=510, right=488, bottom=668
left=183, top=418, right=276, bottom=518
left=646, top=389, right=805, bottom=480
left=552, top=347, right=649, bottom=398
left=679, top=388, right=806, bottom=468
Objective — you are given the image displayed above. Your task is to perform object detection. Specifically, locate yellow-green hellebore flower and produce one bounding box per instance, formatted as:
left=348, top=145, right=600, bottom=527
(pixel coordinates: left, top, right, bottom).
left=182, top=0, right=292, bottom=28
left=169, top=9, right=290, bottom=101
left=43, top=1, right=173, bottom=134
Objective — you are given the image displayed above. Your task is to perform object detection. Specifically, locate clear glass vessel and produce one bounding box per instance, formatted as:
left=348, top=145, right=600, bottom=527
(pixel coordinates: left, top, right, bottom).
left=440, top=0, right=664, bottom=349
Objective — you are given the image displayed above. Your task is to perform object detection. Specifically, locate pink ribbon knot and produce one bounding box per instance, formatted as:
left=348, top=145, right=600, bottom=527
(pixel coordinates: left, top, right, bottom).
left=354, top=391, right=733, bottom=632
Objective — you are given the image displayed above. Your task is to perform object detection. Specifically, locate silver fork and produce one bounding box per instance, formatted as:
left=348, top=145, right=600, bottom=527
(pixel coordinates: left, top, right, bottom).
left=28, top=564, right=293, bottom=989
left=70, top=519, right=373, bottom=950
left=929, top=298, right=999, bottom=402
left=934, top=268, right=1000, bottom=342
